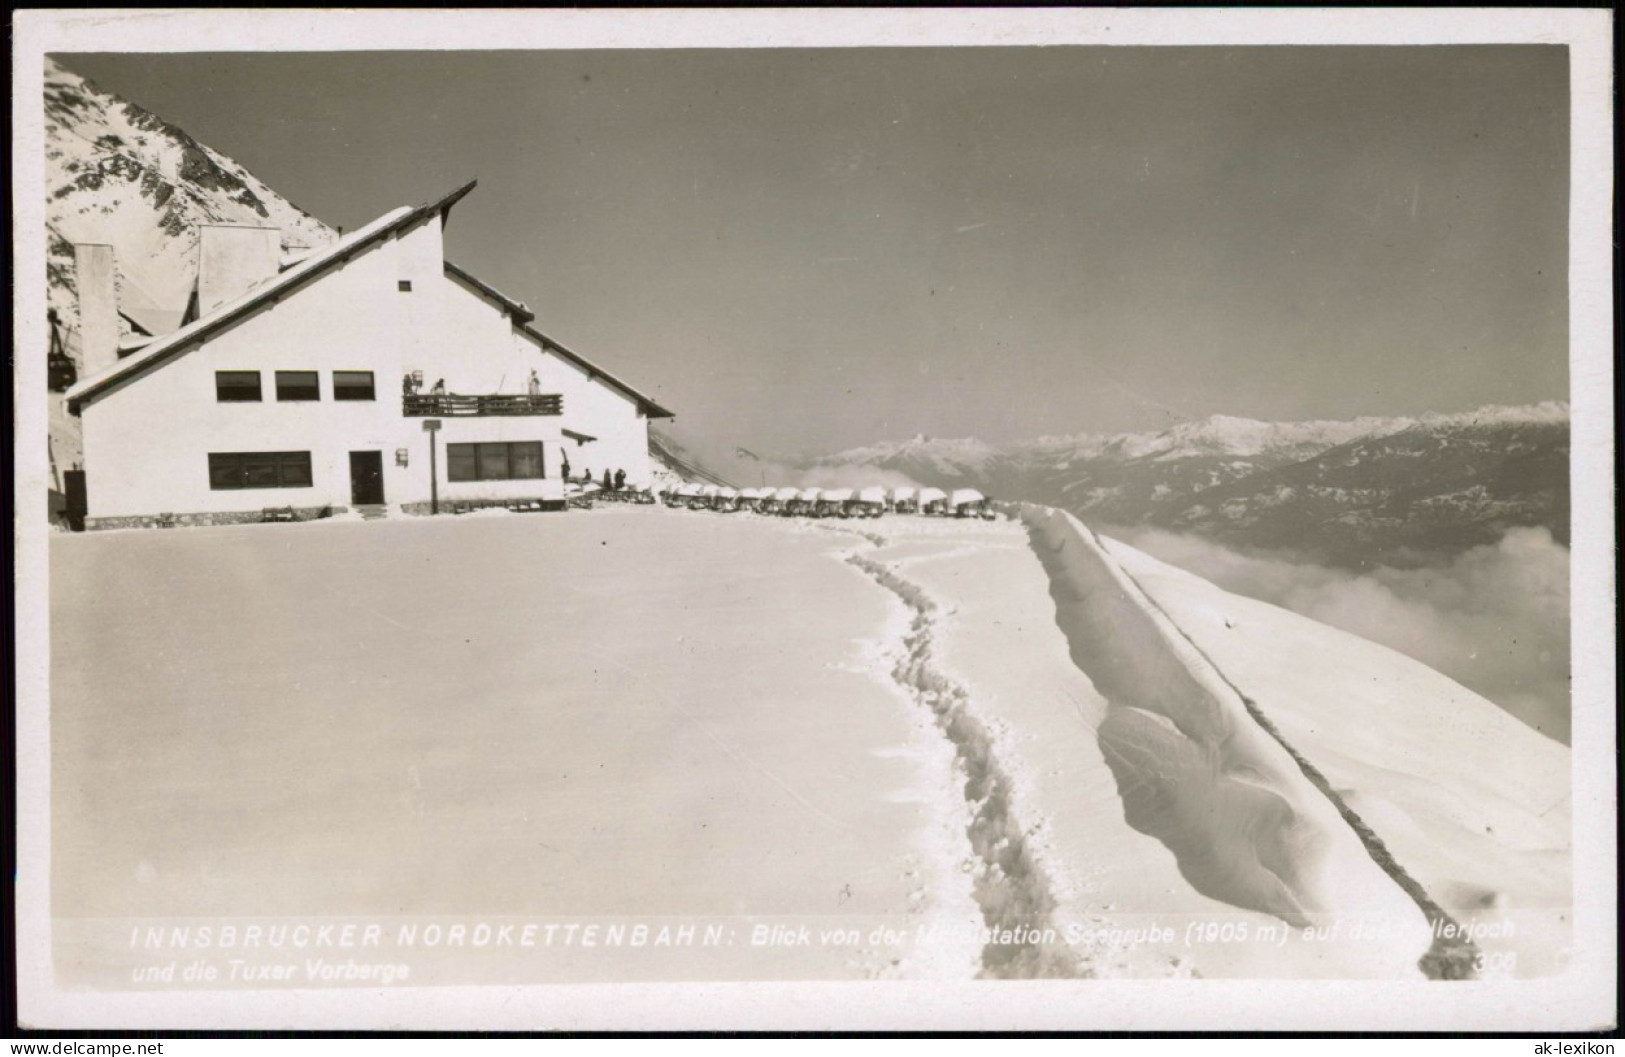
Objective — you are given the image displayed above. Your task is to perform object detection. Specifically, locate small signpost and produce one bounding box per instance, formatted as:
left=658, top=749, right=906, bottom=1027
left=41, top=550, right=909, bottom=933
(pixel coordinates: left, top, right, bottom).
left=422, top=419, right=442, bottom=514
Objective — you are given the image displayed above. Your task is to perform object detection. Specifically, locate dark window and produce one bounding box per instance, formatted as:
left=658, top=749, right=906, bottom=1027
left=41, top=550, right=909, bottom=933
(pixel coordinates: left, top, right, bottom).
left=477, top=443, right=510, bottom=481
left=447, top=444, right=477, bottom=482
left=207, top=451, right=313, bottom=490
left=510, top=442, right=544, bottom=479
left=215, top=371, right=261, bottom=402
left=275, top=370, right=320, bottom=401
left=333, top=370, right=376, bottom=401
left=446, top=441, right=545, bottom=482
left=398, top=280, right=413, bottom=292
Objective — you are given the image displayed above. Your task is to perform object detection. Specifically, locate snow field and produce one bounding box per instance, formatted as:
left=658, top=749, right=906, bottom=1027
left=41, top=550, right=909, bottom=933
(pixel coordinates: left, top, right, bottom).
left=48, top=501, right=1567, bottom=983
left=49, top=509, right=994, bottom=983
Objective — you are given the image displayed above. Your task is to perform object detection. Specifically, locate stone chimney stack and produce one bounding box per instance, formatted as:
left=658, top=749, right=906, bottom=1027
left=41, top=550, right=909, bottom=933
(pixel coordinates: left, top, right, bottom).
left=73, top=243, right=120, bottom=377
left=198, top=225, right=281, bottom=313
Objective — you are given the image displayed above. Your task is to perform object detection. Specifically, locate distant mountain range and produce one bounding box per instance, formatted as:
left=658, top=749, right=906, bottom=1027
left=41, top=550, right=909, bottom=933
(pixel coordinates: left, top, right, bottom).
left=807, top=403, right=1570, bottom=567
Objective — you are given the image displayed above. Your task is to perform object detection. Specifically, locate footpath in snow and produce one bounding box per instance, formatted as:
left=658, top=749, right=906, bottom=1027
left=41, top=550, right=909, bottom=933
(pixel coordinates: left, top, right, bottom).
left=817, top=507, right=1569, bottom=980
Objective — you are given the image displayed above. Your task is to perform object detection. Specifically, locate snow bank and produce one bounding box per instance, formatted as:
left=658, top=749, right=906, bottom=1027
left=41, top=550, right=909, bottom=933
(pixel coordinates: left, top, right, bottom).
left=1018, top=505, right=1432, bottom=966
left=1100, top=533, right=1572, bottom=976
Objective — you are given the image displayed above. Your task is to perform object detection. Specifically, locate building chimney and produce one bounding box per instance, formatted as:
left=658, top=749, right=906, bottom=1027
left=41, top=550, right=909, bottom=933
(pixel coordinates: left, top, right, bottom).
left=73, top=244, right=120, bottom=377
left=198, top=225, right=281, bottom=313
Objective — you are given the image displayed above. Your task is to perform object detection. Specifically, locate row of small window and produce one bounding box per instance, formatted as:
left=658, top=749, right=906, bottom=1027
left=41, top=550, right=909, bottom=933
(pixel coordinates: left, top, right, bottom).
left=206, top=442, right=547, bottom=490
left=216, top=370, right=376, bottom=402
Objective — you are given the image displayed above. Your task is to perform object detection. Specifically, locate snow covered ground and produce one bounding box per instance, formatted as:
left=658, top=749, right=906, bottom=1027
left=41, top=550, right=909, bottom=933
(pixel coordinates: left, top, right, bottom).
left=51, top=510, right=983, bottom=985
left=49, top=504, right=1569, bottom=986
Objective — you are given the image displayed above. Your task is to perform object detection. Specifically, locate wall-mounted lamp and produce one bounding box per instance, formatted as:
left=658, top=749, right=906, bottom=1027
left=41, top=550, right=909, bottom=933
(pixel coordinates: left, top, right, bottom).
left=395, top=448, right=410, bottom=467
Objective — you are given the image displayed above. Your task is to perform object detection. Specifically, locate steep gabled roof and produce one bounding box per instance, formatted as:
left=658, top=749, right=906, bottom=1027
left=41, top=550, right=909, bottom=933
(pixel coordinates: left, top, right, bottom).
left=519, top=321, right=675, bottom=420
left=445, top=259, right=674, bottom=420
left=66, top=178, right=674, bottom=421
left=66, top=181, right=478, bottom=414
left=444, top=260, right=534, bottom=326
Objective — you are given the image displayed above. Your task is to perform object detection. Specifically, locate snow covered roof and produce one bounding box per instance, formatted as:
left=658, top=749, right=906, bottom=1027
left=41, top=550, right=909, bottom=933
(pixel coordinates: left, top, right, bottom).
left=120, top=305, right=185, bottom=339
left=66, top=180, right=478, bottom=414
left=65, top=178, right=675, bottom=424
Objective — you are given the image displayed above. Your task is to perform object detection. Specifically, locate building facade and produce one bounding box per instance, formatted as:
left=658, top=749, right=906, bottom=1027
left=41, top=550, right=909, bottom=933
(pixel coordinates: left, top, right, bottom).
left=65, top=183, right=672, bottom=529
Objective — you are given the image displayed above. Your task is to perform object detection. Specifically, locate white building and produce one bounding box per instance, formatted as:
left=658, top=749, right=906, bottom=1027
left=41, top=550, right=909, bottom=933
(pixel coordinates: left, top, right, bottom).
left=64, top=182, right=673, bottom=529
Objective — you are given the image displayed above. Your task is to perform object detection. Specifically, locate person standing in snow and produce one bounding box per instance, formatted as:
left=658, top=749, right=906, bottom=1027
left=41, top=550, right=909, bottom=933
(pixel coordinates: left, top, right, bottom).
left=561, top=454, right=571, bottom=481
left=614, top=469, right=626, bottom=491
left=602, top=468, right=613, bottom=492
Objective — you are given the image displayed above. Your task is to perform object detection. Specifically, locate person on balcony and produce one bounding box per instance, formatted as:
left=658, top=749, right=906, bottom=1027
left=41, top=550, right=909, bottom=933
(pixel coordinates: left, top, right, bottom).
left=431, top=378, right=446, bottom=395
left=527, top=368, right=541, bottom=398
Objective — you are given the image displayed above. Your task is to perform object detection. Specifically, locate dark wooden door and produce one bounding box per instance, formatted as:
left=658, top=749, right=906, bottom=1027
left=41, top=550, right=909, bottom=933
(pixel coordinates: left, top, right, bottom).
left=349, top=451, right=385, bottom=505
left=64, top=470, right=87, bottom=532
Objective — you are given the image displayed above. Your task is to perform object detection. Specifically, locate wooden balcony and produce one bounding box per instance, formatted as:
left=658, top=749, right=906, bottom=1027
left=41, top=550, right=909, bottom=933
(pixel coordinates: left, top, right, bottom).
left=403, top=392, right=563, bottom=417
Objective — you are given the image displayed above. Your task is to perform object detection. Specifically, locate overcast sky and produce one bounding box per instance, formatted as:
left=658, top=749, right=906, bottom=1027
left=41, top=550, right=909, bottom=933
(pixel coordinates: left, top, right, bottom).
left=59, top=47, right=1569, bottom=454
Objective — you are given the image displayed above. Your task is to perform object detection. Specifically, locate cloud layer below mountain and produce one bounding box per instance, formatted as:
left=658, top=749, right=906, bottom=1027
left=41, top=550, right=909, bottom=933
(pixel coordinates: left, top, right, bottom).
left=1118, top=525, right=1571, bottom=744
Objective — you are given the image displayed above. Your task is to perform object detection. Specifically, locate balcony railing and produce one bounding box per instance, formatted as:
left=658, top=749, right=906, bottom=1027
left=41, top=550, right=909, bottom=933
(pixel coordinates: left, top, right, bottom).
left=403, top=392, right=563, bottom=417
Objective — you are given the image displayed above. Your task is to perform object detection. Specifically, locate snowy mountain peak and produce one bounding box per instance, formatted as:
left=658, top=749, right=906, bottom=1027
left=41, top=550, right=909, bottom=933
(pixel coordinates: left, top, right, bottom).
left=821, top=434, right=1003, bottom=477
left=45, top=58, right=338, bottom=353
left=1412, top=401, right=1571, bottom=430
left=1124, top=413, right=1414, bottom=461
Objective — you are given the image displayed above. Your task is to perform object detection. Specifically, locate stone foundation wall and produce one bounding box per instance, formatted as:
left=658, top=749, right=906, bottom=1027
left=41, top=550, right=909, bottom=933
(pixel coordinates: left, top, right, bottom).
left=85, top=505, right=341, bottom=531
left=398, top=498, right=566, bottom=516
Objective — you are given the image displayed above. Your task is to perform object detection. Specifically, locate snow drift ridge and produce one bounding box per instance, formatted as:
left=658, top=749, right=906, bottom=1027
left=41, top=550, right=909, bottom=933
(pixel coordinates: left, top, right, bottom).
left=1020, top=505, right=1444, bottom=976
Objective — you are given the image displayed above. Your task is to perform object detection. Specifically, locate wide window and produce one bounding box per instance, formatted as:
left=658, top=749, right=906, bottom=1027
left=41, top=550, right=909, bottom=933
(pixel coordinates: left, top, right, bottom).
left=215, top=371, right=261, bottom=402
left=208, top=451, right=313, bottom=490
left=276, top=371, right=320, bottom=401
left=446, top=441, right=545, bottom=482
left=333, top=370, right=376, bottom=401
